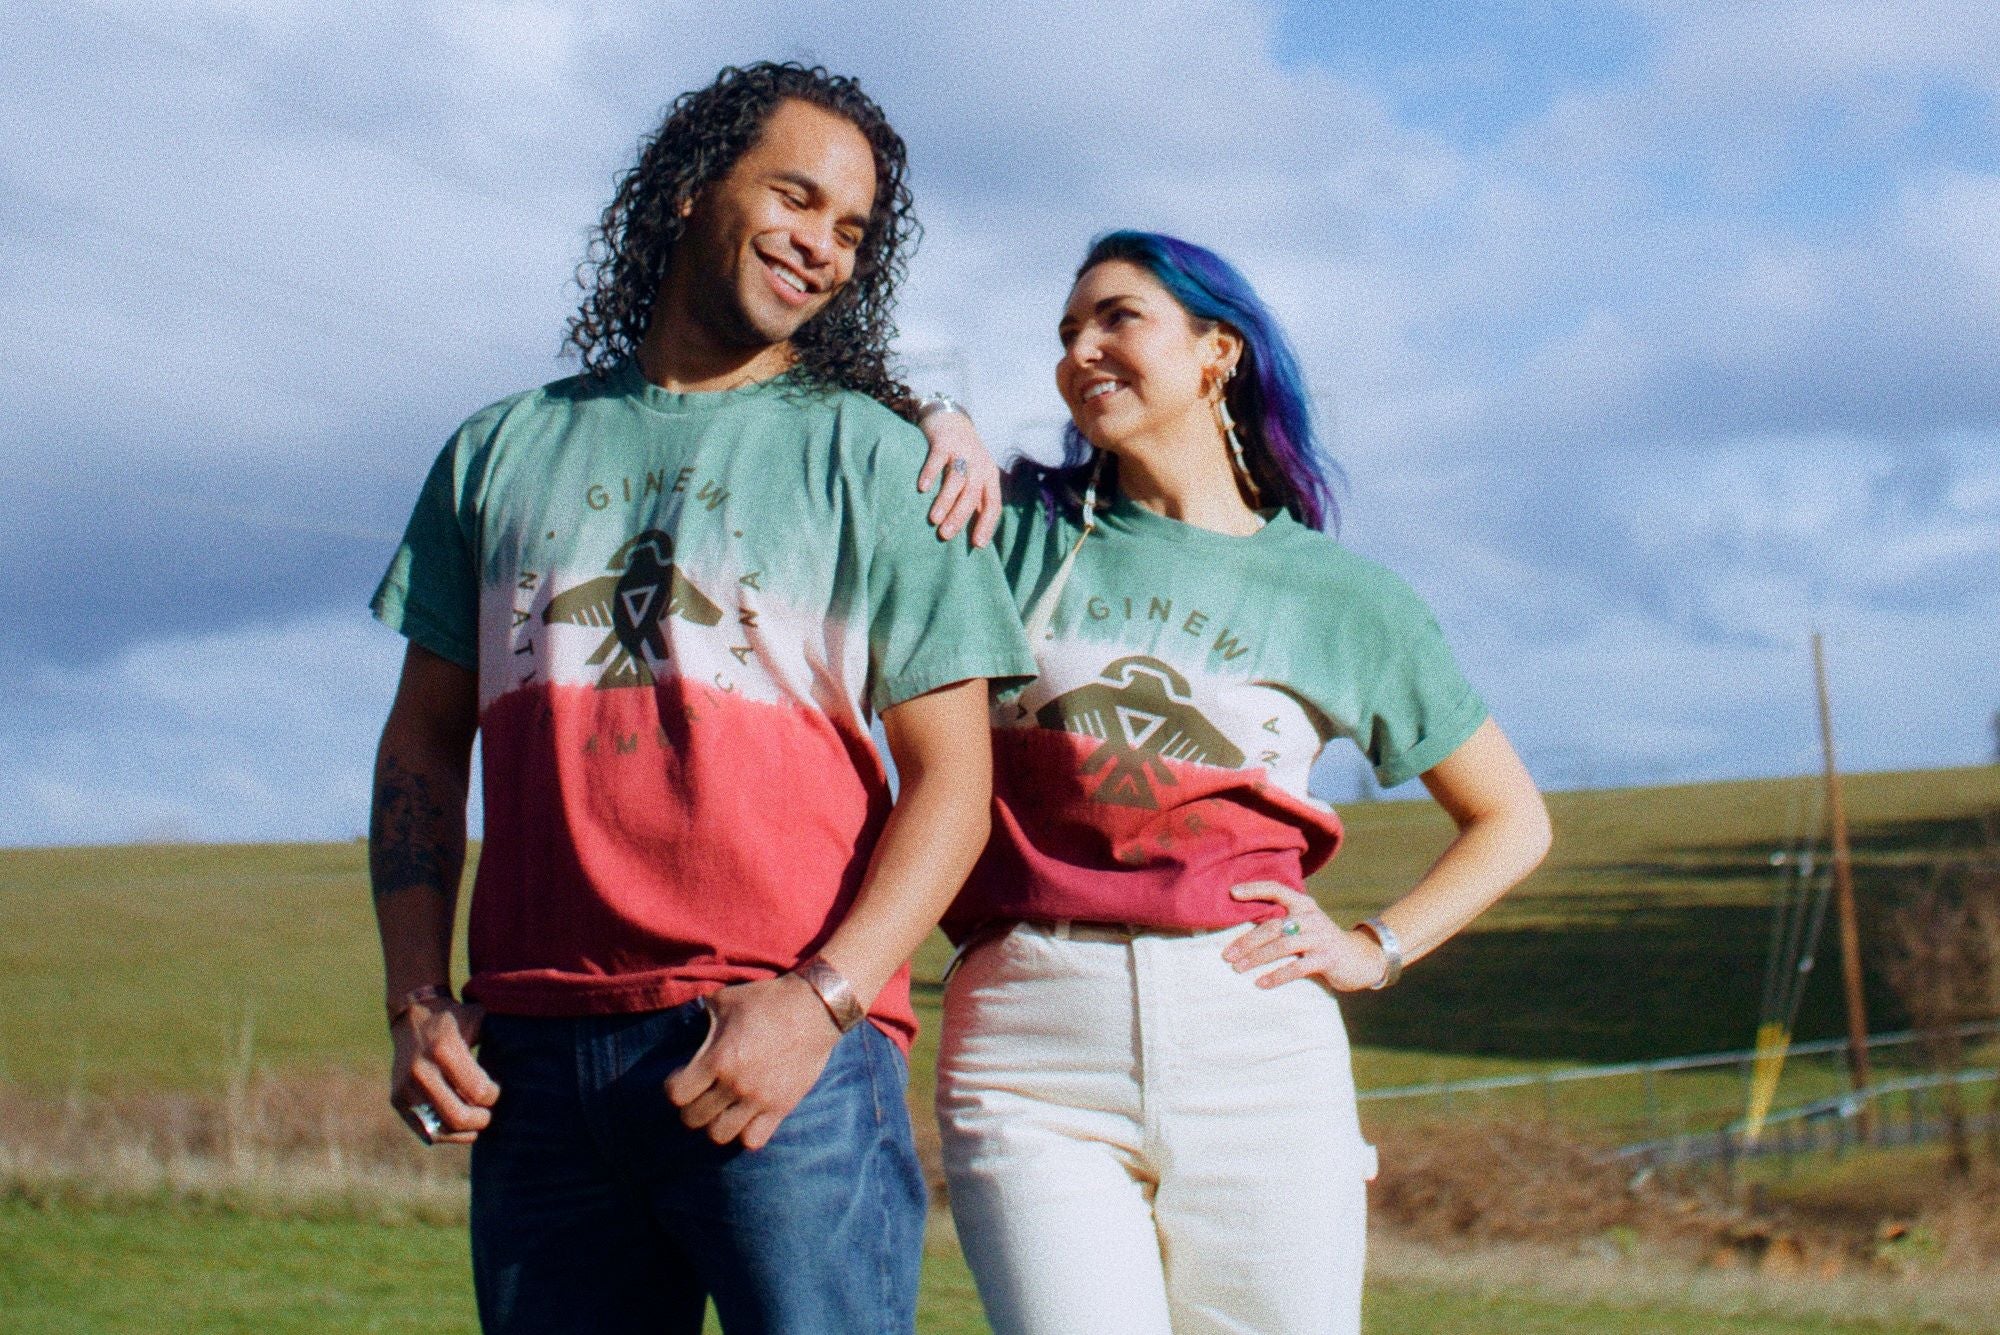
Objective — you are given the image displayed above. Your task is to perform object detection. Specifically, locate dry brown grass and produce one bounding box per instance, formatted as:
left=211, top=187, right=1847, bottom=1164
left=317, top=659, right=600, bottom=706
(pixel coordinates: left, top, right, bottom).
left=1360, top=1124, right=2000, bottom=1328
left=0, top=1070, right=466, bottom=1222
left=1370, top=1121, right=1712, bottom=1250
left=11, top=1069, right=2000, bottom=1305
left=1369, top=1118, right=2000, bottom=1285
left=1916, top=1170, right=2000, bottom=1269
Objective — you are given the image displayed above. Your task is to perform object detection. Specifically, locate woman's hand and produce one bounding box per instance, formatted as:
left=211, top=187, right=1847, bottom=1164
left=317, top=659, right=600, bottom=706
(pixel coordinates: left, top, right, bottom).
left=916, top=409, right=1003, bottom=547
left=1222, top=882, right=1387, bottom=992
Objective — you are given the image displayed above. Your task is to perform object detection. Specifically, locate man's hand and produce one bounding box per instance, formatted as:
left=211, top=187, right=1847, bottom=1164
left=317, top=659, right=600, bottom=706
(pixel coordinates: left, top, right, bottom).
left=916, top=410, right=1003, bottom=547
left=665, top=975, right=843, bottom=1151
left=390, top=996, right=498, bottom=1145
left=661, top=678, right=991, bottom=1153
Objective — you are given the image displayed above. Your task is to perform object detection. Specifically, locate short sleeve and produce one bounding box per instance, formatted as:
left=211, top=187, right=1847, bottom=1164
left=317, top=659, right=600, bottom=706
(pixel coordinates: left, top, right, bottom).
left=987, top=469, right=1067, bottom=618
left=1356, top=591, right=1489, bottom=789
left=864, top=438, right=1038, bottom=714
left=370, top=439, right=479, bottom=671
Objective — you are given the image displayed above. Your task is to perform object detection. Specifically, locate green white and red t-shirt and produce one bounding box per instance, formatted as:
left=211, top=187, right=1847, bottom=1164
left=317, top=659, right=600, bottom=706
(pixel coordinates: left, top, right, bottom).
left=372, top=363, right=1035, bottom=1047
left=943, top=481, right=1488, bottom=940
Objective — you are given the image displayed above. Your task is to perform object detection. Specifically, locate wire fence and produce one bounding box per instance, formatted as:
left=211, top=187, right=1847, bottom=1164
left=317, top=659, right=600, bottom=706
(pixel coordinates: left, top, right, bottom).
left=1614, top=1066, right=2000, bottom=1171
left=1357, top=1021, right=2000, bottom=1151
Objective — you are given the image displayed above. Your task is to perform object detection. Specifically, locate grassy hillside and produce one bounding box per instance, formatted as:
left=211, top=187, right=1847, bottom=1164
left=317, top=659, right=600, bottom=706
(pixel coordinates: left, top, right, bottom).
left=7, top=767, right=1999, bottom=1335
left=1328, top=764, right=2000, bottom=1061
left=3, top=765, right=1996, bottom=1090
left=0, top=841, right=467, bottom=1090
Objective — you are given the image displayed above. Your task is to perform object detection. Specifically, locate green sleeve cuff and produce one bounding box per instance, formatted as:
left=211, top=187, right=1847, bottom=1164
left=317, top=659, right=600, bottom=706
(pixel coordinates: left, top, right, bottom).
left=370, top=590, right=478, bottom=673
left=1374, top=691, right=1488, bottom=789
left=872, top=646, right=1038, bottom=715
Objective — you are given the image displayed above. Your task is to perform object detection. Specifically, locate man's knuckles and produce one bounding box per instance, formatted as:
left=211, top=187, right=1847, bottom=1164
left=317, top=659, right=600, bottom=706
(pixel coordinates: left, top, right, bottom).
left=708, top=1072, right=777, bottom=1107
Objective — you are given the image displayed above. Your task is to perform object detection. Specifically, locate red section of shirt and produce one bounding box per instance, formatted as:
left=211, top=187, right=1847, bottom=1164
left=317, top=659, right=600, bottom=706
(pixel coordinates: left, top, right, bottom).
left=464, top=680, right=914, bottom=1051
left=944, top=726, right=1344, bottom=942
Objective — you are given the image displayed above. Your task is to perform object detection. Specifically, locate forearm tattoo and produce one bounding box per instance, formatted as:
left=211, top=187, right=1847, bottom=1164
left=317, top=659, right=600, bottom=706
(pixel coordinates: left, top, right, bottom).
left=369, top=754, right=465, bottom=904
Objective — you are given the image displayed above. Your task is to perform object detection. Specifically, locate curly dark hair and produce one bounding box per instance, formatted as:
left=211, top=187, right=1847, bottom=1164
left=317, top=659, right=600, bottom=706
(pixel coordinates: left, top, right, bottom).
left=565, top=62, right=920, bottom=418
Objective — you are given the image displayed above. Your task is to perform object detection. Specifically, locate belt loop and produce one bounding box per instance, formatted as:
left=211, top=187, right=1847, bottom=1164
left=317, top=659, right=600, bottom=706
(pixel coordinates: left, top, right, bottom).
left=1053, top=919, right=1073, bottom=941
left=941, top=921, right=1014, bottom=987
left=940, top=937, right=975, bottom=988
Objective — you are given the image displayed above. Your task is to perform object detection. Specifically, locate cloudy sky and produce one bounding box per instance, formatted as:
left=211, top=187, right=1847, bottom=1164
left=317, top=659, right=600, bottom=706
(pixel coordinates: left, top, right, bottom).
left=4, top=0, right=1996, bottom=844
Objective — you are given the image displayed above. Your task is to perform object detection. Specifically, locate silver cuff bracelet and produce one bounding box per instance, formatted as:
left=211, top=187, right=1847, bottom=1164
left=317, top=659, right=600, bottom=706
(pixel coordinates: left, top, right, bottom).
left=916, top=393, right=969, bottom=424
left=1355, top=916, right=1404, bottom=989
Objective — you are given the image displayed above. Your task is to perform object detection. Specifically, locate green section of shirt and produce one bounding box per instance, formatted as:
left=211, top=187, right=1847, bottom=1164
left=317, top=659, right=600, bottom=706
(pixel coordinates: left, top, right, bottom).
left=371, top=440, right=480, bottom=670
left=371, top=364, right=1036, bottom=714
left=994, top=474, right=1486, bottom=789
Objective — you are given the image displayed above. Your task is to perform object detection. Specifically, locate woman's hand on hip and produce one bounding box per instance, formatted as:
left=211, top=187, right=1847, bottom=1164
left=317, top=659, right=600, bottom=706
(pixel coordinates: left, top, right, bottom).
left=1223, top=883, right=1388, bottom=992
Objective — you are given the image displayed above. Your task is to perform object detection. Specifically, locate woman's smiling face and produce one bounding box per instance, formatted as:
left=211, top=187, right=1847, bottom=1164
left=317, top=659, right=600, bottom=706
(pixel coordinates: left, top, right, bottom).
left=1057, top=259, right=1232, bottom=452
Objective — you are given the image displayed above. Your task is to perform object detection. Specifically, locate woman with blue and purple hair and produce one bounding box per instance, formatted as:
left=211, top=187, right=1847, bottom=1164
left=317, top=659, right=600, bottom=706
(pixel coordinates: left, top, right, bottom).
left=916, top=231, right=1551, bottom=1334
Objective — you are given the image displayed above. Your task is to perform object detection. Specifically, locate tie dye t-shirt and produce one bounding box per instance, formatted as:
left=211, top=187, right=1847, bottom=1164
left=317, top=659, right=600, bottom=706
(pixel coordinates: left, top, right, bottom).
left=942, top=481, right=1487, bottom=941
left=371, top=363, right=1036, bottom=1047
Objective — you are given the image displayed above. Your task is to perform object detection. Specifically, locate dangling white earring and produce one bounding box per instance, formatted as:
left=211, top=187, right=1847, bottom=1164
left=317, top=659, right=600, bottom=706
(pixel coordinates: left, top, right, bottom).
left=1024, top=452, right=1107, bottom=644
left=1216, top=372, right=1262, bottom=506
left=1078, top=450, right=1105, bottom=522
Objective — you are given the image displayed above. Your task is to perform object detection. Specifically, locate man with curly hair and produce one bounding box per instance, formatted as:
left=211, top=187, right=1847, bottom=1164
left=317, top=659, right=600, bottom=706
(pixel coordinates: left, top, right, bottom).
left=365, top=63, right=1033, bottom=1333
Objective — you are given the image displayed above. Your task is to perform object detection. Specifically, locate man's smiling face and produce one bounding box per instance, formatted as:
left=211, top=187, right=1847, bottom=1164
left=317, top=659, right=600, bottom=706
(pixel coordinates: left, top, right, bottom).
left=672, top=98, right=879, bottom=353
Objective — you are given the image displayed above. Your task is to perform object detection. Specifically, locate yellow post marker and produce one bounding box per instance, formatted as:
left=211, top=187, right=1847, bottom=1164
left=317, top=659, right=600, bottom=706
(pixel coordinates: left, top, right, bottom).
left=1744, top=1020, right=1790, bottom=1143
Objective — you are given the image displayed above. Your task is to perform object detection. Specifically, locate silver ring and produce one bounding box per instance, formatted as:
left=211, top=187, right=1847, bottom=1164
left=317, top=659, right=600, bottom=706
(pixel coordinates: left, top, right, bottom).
left=1280, top=918, right=1302, bottom=937
left=409, top=1101, right=444, bottom=1143
left=949, top=457, right=969, bottom=475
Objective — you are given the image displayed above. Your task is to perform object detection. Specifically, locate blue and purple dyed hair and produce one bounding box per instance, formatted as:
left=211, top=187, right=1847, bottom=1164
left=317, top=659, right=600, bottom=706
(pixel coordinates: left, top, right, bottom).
left=1023, top=230, right=1341, bottom=532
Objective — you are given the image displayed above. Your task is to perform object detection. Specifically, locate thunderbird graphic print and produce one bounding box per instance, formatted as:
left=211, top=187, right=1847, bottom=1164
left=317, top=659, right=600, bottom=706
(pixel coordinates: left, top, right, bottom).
left=541, top=530, right=723, bottom=688
left=1037, top=655, right=1245, bottom=809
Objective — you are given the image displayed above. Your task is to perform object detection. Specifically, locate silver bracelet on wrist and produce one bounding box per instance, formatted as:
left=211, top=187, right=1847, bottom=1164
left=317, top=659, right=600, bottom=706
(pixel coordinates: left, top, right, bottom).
left=793, top=954, right=866, bottom=1033
left=916, top=393, right=969, bottom=425
left=1354, top=916, right=1404, bottom=989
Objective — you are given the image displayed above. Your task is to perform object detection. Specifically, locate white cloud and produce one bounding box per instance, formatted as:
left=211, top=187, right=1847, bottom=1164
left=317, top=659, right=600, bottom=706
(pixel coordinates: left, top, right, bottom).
left=1638, top=0, right=2000, bottom=92
left=1, top=612, right=409, bottom=844
left=2, top=0, right=1997, bottom=842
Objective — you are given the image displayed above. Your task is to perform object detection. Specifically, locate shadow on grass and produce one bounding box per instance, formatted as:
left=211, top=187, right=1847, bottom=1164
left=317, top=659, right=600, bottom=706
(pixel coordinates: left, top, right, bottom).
left=1344, top=806, right=1999, bottom=1064
left=1341, top=899, right=1907, bottom=1064
left=1588, top=806, right=2000, bottom=883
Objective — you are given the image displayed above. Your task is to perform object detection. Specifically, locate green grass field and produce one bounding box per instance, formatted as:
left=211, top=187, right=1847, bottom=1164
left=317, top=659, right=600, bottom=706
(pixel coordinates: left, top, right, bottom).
left=6, top=765, right=1994, bottom=1095
left=1, top=1197, right=1959, bottom=1335
left=1327, top=763, right=2000, bottom=1064
left=5, top=764, right=1998, bottom=1332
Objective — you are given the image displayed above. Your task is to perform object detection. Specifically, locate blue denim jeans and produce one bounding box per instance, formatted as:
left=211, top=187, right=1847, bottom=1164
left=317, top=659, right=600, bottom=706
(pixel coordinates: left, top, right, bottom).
left=469, top=1001, right=925, bottom=1334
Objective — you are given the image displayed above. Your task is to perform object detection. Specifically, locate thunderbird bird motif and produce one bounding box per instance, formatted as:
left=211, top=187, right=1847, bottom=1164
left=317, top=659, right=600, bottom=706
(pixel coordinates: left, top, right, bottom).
left=542, top=530, right=722, bottom=688
left=1037, top=655, right=1244, bottom=808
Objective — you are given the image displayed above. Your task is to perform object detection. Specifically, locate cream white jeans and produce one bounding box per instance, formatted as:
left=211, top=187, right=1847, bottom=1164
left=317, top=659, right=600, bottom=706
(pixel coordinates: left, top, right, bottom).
left=936, top=920, right=1376, bottom=1335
